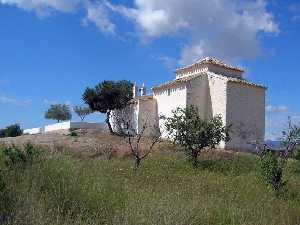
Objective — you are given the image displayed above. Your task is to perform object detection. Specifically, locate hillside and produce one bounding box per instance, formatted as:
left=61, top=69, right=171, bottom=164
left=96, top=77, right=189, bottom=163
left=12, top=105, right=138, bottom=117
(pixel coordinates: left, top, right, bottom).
left=0, top=129, right=184, bottom=158
left=1, top=135, right=300, bottom=225
left=0, top=129, right=132, bottom=157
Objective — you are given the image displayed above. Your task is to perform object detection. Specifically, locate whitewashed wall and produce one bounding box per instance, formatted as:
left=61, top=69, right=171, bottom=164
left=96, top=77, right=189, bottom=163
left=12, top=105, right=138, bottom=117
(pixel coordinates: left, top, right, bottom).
left=208, top=74, right=228, bottom=122
left=153, top=84, right=187, bottom=138
left=44, top=121, right=71, bottom=132
left=225, top=82, right=266, bottom=150
left=110, top=103, right=139, bottom=135
left=207, top=64, right=243, bottom=78
left=137, top=99, right=159, bottom=136
left=187, top=74, right=210, bottom=119
left=40, top=121, right=105, bottom=133
left=24, top=127, right=43, bottom=135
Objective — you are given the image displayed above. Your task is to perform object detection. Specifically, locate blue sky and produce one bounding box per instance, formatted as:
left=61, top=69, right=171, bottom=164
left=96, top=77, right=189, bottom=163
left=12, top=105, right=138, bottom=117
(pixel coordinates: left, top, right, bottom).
left=0, top=0, right=299, bottom=140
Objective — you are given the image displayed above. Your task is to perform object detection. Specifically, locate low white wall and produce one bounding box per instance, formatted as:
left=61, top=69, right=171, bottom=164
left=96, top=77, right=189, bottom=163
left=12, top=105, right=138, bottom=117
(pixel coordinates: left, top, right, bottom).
left=23, top=127, right=42, bottom=135
left=70, top=122, right=104, bottom=130
left=44, top=121, right=71, bottom=132
left=43, top=121, right=105, bottom=133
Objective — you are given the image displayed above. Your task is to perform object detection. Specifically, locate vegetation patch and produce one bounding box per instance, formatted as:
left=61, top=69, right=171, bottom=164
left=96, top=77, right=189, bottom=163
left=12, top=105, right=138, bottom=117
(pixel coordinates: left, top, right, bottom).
left=1, top=143, right=300, bottom=225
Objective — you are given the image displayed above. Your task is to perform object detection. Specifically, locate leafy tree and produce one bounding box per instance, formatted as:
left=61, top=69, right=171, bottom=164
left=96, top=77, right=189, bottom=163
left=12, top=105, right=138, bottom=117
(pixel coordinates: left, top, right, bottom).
left=260, top=150, right=286, bottom=196
left=82, top=80, right=133, bottom=134
left=73, top=106, right=92, bottom=121
left=0, top=124, right=23, bottom=138
left=165, top=106, right=230, bottom=167
left=252, top=117, right=300, bottom=197
left=45, top=104, right=72, bottom=123
left=281, top=116, right=300, bottom=158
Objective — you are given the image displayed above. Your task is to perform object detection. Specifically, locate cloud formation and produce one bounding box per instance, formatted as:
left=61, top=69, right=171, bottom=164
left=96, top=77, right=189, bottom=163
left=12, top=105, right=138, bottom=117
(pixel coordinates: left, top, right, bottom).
left=0, top=0, right=82, bottom=15
left=0, top=0, right=116, bottom=33
left=0, top=0, right=279, bottom=64
left=107, top=0, right=278, bottom=64
left=82, top=1, right=116, bottom=34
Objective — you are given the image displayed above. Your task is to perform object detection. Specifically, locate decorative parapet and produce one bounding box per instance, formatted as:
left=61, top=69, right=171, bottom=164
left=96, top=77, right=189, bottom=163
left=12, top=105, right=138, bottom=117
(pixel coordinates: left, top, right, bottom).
left=176, top=57, right=244, bottom=79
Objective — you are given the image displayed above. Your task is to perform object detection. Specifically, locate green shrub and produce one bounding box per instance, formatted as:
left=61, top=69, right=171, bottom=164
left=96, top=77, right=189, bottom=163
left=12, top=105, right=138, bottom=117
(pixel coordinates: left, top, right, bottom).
left=292, top=146, right=300, bottom=161
left=0, top=124, right=23, bottom=138
left=1, top=143, right=40, bottom=169
left=165, top=106, right=230, bottom=167
left=68, top=128, right=78, bottom=137
left=70, top=131, right=78, bottom=137
left=0, top=169, right=15, bottom=224
left=260, top=151, right=286, bottom=196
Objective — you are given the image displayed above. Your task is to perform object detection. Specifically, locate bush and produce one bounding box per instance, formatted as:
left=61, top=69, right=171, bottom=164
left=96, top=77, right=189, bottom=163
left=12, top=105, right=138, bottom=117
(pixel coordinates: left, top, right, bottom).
left=0, top=172, right=14, bottom=224
left=260, top=151, right=286, bottom=196
left=292, top=146, right=300, bottom=161
left=165, top=106, right=230, bottom=167
left=1, top=143, right=40, bottom=169
left=68, top=128, right=79, bottom=137
left=0, top=124, right=23, bottom=138
left=70, top=131, right=78, bottom=137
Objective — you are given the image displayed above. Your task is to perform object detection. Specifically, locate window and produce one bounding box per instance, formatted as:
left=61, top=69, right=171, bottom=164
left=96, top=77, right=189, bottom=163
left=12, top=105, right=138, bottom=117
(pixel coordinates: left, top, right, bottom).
left=167, top=89, right=171, bottom=96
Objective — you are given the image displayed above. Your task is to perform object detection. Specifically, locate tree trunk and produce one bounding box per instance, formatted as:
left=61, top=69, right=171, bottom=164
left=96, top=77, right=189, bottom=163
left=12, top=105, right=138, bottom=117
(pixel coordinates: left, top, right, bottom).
left=134, top=157, right=141, bottom=170
left=192, top=150, right=199, bottom=168
left=106, top=110, right=114, bottom=134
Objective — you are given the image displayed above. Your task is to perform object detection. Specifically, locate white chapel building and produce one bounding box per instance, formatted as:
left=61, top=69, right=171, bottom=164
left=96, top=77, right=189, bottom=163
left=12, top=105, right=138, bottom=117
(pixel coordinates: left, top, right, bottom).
left=111, top=57, right=266, bottom=150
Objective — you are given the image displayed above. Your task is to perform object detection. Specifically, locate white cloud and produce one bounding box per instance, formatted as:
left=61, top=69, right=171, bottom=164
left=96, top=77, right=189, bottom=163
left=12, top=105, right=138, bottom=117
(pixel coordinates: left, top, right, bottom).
left=0, top=95, right=31, bottom=106
left=0, top=0, right=115, bottom=33
left=108, top=0, right=278, bottom=64
left=82, top=1, right=116, bottom=34
left=0, top=0, right=279, bottom=64
left=266, top=105, right=289, bottom=113
left=0, top=0, right=82, bottom=16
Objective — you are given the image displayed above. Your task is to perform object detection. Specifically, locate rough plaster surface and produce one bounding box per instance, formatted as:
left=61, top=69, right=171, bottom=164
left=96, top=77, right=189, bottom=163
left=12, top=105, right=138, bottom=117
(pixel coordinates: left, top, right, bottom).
left=226, top=82, right=265, bottom=150
left=111, top=62, right=266, bottom=151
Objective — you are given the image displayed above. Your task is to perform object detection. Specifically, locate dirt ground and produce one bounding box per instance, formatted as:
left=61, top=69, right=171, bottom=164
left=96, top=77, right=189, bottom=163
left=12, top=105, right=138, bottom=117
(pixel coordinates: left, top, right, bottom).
left=0, top=129, right=177, bottom=158
left=0, top=129, right=239, bottom=159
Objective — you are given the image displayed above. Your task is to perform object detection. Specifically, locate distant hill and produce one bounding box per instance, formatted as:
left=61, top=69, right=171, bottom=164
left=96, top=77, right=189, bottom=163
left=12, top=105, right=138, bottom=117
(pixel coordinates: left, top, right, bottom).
left=265, top=140, right=283, bottom=149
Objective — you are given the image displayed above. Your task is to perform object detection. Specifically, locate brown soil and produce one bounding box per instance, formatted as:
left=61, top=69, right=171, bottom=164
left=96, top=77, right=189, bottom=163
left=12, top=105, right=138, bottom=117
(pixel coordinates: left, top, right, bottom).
left=0, top=129, right=239, bottom=159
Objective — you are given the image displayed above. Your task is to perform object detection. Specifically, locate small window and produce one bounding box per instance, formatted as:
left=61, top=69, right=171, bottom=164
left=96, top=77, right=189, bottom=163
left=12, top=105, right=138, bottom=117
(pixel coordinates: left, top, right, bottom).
left=167, top=89, right=171, bottom=96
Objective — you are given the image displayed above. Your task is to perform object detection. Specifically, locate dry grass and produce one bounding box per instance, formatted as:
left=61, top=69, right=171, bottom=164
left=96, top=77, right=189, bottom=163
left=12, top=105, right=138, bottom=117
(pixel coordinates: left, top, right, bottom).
left=1, top=143, right=300, bottom=225
left=0, top=129, right=238, bottom=158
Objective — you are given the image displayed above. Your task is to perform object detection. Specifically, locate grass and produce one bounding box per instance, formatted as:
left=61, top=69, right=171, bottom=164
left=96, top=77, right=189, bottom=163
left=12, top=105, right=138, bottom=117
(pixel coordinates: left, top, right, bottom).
left=1, top=145, right=300, bottom=225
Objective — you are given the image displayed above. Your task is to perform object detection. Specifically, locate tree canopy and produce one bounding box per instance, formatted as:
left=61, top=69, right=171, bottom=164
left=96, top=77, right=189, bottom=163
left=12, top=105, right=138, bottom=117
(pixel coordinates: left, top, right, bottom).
left=0, top=124, right=23, bottom=138
left=165, top=105, right=230, bottom=167
left=82, top=80, right=133, bottom=134
left=44, top=104, right=72, bottom=123
left=73, top=106, right=92, bottom=121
